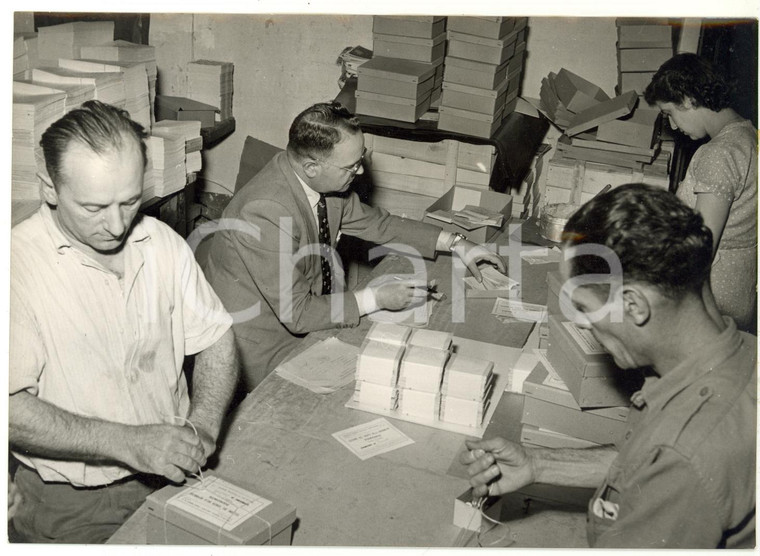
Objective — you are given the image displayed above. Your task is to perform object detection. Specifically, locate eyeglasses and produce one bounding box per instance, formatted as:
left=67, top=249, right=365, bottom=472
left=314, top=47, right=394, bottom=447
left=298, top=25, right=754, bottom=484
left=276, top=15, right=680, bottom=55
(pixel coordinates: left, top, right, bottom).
left=315, top=147, right=368, bottom=175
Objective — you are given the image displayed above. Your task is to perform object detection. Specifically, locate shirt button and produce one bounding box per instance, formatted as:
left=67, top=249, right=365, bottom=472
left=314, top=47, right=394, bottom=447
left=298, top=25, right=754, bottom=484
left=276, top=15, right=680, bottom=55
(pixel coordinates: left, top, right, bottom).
left=625, top=431, right=632, bottom=440
left=699, top=387, right=709, bottom=396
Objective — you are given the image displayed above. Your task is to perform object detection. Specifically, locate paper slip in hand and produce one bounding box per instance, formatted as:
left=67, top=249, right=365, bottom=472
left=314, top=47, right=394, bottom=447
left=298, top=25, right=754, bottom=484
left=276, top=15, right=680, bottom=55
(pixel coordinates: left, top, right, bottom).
left=492, top=297, right=548, bottom=323
left=464, top=266, right=519, bottom=292
left=332, top=418, right=414, bottom=460
left=275, top=337, right=359, bottom=394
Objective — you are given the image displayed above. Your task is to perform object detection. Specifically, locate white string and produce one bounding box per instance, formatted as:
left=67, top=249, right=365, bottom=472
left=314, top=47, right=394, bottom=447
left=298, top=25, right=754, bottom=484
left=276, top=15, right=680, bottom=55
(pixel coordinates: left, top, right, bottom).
left=169, top=414, right=204, bottom=480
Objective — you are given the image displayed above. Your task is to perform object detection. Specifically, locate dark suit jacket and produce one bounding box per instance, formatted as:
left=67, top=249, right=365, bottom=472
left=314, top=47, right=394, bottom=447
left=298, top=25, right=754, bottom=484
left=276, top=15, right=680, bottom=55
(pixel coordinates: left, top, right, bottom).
left=203, top=151, right=442, bottom=389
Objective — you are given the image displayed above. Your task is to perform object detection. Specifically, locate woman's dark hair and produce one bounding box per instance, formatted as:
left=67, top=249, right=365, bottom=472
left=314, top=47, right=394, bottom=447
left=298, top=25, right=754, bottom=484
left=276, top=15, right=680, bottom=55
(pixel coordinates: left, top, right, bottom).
left=288, top=101, right=361, bottom=159
left=562, top=183, right=714, bottom=300
left=40, top=100, right=148, bottom=186
left=644, top=53, right=733, bottom=111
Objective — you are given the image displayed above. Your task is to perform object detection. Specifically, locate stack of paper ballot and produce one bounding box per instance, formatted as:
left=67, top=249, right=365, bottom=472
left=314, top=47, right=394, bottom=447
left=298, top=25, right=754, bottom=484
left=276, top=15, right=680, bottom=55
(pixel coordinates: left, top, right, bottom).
left=144, top=133, right=186, bottom=200
left=58, top=58, right=151, bottom=130
left=353, top=322, right=411, bottom=411
left=439, top=353, right=495, bottom=427
left=152, top=120, right=204, bottom=174
left=79, top=41, right=158, bottom=123
left=397, top=341, right=451, bottom=420
left=16, top=78, right=95, bottom=113
left=426, top=204, right=505, bottom=230
left=36, top=21, right=114, bottom=62
left=187, top=60, right=234, bottom=122
left=31, top=66, right=126, bottom=110
left=12, top=81, right=67, bottom=201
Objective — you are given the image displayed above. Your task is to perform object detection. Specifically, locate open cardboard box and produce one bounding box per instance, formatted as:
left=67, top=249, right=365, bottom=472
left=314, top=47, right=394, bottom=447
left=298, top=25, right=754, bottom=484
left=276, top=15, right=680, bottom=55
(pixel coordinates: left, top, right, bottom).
left=423, top=185, right=512, bottom=243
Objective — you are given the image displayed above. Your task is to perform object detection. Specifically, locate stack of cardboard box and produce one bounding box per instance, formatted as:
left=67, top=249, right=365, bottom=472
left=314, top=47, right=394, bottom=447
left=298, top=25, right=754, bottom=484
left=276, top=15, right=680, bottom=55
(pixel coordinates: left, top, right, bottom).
left=355, top=16, right=446, bottom=123
left=519, top=270, right=643, bottom=450
left=438, top=17, right=527, bottom=138
left=616, top=18, right=674, bottom=96
left=538, top=68, right=669, bottom=209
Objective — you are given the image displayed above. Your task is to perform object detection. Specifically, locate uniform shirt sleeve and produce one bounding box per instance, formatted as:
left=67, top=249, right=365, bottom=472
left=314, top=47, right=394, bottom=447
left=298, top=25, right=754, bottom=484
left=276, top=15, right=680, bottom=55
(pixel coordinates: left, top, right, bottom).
left=593, top=446, right=723, bottom=548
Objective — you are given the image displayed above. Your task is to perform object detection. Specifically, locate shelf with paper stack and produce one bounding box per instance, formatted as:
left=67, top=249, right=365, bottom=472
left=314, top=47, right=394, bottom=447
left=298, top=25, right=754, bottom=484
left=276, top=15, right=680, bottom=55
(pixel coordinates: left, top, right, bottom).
left=346, top=322, right=509, bottom=437
left=536, top=67, right=671, bottom=212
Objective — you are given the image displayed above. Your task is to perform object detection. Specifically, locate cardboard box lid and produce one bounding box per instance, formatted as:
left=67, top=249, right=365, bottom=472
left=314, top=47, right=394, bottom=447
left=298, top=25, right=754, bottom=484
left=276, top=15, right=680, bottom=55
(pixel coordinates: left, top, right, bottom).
left=375, top=15, right=446, bottom=23
left=373, top=31, right=446, bottom=47
left=445, top=54, right=508, bottom=72
left=145, top=474, right=296, bottom=545
left=355, top=89, right=429, bottom=107
left=442, top=76, right=509, bottom=98
left=565, top=90, right=638, bottom=137
left=438, top=104, right=504, bottom=123
left=447, top=18, right=527, bottom=47
left=554, top=68, right=611, bottom=113
left=357, top=56, right=437, bottom=83
left=156, top=95, right=219, bottom=114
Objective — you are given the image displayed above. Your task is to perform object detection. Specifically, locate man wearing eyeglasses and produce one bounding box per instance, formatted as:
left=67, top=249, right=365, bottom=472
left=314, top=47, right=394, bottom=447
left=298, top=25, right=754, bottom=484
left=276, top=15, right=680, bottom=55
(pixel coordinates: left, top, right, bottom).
left=204, top=102, right=505, bottom=392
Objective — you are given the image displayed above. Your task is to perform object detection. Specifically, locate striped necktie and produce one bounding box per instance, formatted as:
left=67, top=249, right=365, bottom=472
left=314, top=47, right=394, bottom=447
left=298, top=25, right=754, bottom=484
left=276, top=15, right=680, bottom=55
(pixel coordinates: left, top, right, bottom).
left=317, top=194, right=332, bottom=295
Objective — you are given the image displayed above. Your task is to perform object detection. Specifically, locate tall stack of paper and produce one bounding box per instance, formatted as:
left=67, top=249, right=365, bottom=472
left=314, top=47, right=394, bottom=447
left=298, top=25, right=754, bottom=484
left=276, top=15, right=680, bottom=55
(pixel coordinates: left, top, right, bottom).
left=12, top=81, right=67, bottom=201
left=18, top=78, right=95, bottom=113
left=144, top=133, right=186, bottom=200
left=58, top=58, right=151, bottom=130
left=187, top=60, right=234, bottom=122
left=397, top=346, right=449, bottom=420
left=439, top=354, right=494, bottom=427
left=406, top=328, right=453, bottom=351
left=14, top=33, right=39, bottom=78
left=354, top=340, right=405, bottom=410
left=152, top=120, right=203, bottom=173
left=79, top=40, right=158, bottom=123
left=31, top=66, right=126, bottom=109
left=36, top=21, right=114, bottom=62
left=365, top=322, right=413, bottom=346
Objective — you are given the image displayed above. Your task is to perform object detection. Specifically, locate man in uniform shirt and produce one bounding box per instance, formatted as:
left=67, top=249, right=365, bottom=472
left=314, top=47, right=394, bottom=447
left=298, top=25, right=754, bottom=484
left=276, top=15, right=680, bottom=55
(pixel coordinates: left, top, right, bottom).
left=9, top=100, right=239, bottom=543
left=203, top=102, right=505, bottom=391
left=462, top=184, right=756, bottom=548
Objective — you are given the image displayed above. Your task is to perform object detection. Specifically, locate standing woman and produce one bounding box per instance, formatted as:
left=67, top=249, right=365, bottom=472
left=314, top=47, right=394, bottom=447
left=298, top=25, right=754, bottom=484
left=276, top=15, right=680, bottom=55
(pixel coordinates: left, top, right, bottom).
left=645, top=53, right=757, bottom=333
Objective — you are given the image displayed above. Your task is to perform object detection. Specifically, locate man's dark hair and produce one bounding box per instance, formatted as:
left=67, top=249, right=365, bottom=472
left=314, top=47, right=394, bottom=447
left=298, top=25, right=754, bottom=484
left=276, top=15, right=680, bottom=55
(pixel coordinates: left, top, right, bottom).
left=644, top=53, right=733, bottom=111
left=562, top=184, right=713, bottom=299
left=288, top=101, right=361, bottom=159
left=40, top=99, right=148, bottom=186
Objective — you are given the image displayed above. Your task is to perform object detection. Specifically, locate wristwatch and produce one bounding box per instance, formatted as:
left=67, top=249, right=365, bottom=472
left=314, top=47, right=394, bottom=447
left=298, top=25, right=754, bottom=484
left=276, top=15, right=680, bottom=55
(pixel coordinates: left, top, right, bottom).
left=448, top=232, right=467, bottom=252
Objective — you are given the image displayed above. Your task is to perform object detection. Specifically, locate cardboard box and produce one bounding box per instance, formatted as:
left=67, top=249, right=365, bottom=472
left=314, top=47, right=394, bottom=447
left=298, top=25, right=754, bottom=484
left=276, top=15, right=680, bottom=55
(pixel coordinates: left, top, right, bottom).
left=596, top=107, right=660, bottom=149
left=617, top=24, right=673, bottom=49
left=423, top=185, right=512, bottom=243
left=554, top=68, right=611, bottom=113
left=441, top=77, right=508, bottom=115
left=565, top=90, right=638, bottom=137
left=447, top=22, right=526, bottom=65
left=521, top=392, right=627, bottom=445
left=155, top=95, right=218, bottom=128
left=520, top=423, right=602, bottom=449
left=523, top=362, right=630, bottom=420
left=355, top=89, right=432, bottom=123
left=447, top=16, right=524, bottom=39
left=373, top=31, right=446, bottom=63
left=145, top=474, right=296, bottom=545
left=444, top=56, right=509, bottom=89
left=357, top=56, right=437, bottom=100
left=373, top=15, right=447, bottom=39
left=618, top=71, right=657, bottom=96
left=618, top=47, right=674, bottom=72
left=546, top=315, right=642, bottom=408
left=453, top=488, right=502, bottom=531
left=438, top=104, right=504, bottom=139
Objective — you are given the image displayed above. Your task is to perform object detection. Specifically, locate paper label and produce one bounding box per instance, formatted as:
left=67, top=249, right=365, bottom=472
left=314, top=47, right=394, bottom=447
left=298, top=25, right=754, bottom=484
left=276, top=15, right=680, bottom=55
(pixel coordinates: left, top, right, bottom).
left=166, top=476, right=272, bottom=532
left=332, top=418, right=414, bottom=460
left=533, top=348, right=569, bottom=391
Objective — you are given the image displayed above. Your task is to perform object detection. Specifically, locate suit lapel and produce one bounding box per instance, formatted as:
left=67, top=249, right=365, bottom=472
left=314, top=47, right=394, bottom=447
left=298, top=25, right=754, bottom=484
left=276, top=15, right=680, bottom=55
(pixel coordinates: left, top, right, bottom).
left=276, top=153, right=319, bottom=247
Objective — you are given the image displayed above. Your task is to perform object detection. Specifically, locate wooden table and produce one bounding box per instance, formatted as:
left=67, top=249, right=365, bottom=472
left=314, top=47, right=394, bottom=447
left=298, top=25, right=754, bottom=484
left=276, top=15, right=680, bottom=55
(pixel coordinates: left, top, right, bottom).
left=109, top=224, right=588, bottom=547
